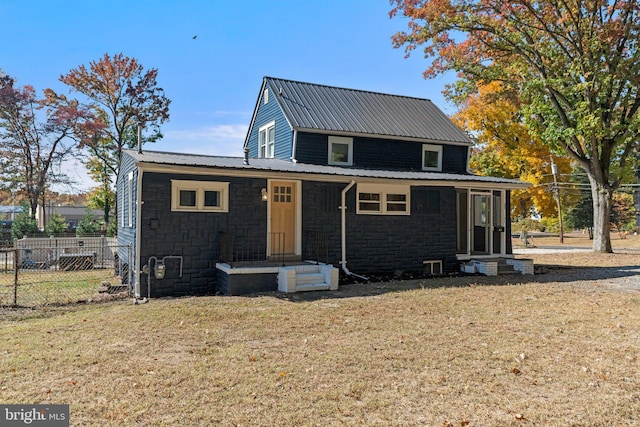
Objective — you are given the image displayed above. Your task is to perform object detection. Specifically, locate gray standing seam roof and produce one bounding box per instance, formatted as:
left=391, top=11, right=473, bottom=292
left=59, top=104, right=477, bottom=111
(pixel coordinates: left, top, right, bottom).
left=265, top=76, right=472, bottom=144
left=126, top=150, right=527, bottom=187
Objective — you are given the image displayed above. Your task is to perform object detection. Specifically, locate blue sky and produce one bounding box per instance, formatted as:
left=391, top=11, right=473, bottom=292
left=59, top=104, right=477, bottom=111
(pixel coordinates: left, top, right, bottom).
left=1, top=0, right=456, bottom=191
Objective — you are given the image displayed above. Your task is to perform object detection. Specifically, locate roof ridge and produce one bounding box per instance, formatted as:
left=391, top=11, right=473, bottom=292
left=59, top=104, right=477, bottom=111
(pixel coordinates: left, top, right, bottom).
left=264, top=76, right=434, bottom=103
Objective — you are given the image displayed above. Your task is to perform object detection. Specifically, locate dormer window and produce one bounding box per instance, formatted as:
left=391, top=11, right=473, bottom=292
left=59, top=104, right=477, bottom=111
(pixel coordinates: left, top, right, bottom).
left=422, top=144, right=443, bottom=171
left=328, top=136, right=353, bottom=166
left=259, top=121, right=275, bottom=158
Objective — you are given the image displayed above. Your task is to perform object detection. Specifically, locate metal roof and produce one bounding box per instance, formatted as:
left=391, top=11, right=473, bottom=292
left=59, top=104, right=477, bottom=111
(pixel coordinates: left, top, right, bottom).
left=264, top=76, right=472, bottom=144
left=125, top=150, right=527, bottom=187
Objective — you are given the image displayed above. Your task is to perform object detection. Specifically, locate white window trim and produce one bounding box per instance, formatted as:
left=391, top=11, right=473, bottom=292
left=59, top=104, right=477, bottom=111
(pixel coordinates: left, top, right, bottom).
left=171, top=180, right=229, bottom=212
left=263, top=88, right=269, bottom=104
left=258, top=121, right=275, bottom=158
left=422, top=144, right=443, bottom=171
left=328, top=136, right=353, bottom=166
left=356, top=183, right=410, bottom=215
left=127, top=172, right=134, bottom=227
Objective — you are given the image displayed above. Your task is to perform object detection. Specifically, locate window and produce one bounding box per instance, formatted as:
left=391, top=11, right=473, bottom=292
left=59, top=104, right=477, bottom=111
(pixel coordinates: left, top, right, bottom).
left=263, top=88, right=269, bottom=104
left=328, top=136, right=353, bottom=165
left=127, top=172, right=134, bottom=227
left=259, top=121, right=275, bottom=158
left=422, top=144, right=443, bottom=171
left=171, top=180, right=229, bottom=212
left=356, top=184, right=410, bottom=215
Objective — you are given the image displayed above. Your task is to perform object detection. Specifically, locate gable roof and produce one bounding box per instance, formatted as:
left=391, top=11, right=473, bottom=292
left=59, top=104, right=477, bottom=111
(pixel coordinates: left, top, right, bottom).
left=252, top=76, right=472, bottom=145
left=124, top=149, right=528, bottom=188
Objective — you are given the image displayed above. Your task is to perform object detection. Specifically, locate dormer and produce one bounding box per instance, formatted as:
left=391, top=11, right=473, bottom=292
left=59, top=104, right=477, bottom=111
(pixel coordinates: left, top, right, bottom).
left=244, top=77, right=472, bottom=174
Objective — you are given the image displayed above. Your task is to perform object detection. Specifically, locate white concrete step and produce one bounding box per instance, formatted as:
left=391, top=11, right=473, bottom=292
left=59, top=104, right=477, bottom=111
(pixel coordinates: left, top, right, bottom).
left=295, top=272, right=326, bottom=285
left=296, top=283, right=331, bottom=292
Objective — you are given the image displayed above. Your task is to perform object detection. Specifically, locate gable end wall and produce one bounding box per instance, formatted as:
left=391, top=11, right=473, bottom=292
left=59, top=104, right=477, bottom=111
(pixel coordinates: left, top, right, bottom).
left=246, top=84, right=293, bottom=160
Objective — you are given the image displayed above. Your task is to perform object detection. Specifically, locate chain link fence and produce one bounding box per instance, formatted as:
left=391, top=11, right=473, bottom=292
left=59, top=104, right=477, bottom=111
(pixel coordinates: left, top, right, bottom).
left=1, top=238, right=132, bottom=313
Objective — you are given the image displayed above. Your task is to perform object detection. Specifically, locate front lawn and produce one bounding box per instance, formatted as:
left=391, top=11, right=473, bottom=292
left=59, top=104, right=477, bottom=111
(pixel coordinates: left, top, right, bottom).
left=0, top=252, right=638, bottom=426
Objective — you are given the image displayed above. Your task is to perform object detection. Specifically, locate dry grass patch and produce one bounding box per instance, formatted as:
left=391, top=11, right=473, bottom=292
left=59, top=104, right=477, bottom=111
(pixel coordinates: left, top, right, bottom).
left=1, top=268, right=639, bottom=426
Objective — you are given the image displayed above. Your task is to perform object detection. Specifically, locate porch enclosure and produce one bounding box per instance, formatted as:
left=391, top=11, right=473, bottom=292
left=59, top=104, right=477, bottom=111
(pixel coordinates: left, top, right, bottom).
left=456, top=189, right=511, bottom=257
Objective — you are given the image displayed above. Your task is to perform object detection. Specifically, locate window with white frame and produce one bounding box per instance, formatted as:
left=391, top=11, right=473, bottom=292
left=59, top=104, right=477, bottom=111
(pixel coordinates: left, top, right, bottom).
left=127, top=172, right=134, bottom=227
left=263, top=88, right=269, bottom=104
left=356, top=183, right=410, bottom=215
left=171, top=180, right=229, bottom=212
left=259, top=121, right=275, bottom=158
left=328, top=136, right=353, bottom=166
left=422, top=144, right=443, bottom=171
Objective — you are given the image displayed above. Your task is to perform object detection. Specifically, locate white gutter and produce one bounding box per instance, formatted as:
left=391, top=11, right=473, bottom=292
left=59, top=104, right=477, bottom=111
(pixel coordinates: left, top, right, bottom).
left=340, top=180, right=368, bottom=281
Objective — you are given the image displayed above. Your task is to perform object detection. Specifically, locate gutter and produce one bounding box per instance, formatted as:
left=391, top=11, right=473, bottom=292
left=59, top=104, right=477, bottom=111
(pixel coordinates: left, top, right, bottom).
left=340, top=180, right=368, bottom=282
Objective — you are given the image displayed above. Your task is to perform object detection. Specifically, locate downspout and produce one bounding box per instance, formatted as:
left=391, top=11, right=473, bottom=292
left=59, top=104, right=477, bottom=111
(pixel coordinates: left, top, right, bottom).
left=134, top=168, right=144, bottom=301
left=340, top=180, right=368, bottom=281
left=291, top=130, right=298, bottom=163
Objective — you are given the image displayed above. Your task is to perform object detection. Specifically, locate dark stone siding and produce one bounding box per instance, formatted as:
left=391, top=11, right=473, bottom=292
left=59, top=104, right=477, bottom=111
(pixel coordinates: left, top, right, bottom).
left=506, top=191, right=513, bottom=254
left=295, top=132, right=469, bottom=174
left=302, top=181, right=458, bottom=274
left=216, top=269, right=278, bottom=295
left=139, top=172, right=267, bottom=297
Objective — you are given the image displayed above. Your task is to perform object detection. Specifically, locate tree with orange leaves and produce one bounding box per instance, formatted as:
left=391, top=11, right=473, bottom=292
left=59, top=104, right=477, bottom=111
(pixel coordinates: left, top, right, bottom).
left=390, top=0, right=640, bottom=253
left=61, top=53, right=171, bottom=224
left=451, top=81, right=573, bottom=219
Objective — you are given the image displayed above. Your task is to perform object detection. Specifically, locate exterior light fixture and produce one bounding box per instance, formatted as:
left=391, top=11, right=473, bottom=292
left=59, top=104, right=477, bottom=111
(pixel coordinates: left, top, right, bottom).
left=261, top=188, right=268, bottom=201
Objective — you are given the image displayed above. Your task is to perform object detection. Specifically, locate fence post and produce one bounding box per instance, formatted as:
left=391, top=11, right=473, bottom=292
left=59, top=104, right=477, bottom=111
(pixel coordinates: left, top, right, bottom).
left=13, top=248, right=18, bottom=306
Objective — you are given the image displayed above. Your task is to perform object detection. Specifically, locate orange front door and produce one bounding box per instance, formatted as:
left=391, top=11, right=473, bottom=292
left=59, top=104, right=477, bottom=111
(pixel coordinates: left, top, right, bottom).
left=270, top=181, right=296, bottom=255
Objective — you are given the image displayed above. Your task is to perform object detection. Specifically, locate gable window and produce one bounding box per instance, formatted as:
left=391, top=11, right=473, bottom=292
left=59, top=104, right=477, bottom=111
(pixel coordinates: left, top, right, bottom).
left=328, top=136, right=353, bottom=166
left=357, top=184, right=410, bottom=215
left=171, top=180, right=229, bottom=212
left=259, top=121, right=275, bottom=158
left=422, top=144, right=443, bottom=171
left=263, top=88, right=269, bottom=104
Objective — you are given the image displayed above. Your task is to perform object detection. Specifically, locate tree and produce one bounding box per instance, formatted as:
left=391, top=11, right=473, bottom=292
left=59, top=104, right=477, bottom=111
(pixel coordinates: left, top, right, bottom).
left=60, top=53, right=171, bottom=187
left=391, top=0, right=640, bottom=253
left=84, top=156, right=116, bottom=225
left=451, top=81, right=573, bottom=219
left=11, top=201, right=38, bottom=239
left=0, top=75, right=100, bottom=220
left=76, top=211, right=100, bottom=237
left=44, top=213, right=68, bottom=236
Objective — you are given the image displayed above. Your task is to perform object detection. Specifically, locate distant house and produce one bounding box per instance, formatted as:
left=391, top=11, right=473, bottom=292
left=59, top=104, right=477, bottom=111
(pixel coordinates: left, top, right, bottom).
left=0, top=206, right=22, bottom=222
left=117, top=76, right=527, bottom=298
left=36, top=205, right=104, bottom=231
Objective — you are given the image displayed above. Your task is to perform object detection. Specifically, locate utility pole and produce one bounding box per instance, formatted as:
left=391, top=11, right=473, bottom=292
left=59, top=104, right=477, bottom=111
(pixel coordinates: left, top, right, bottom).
left=550, top=156, right=564, bottom=244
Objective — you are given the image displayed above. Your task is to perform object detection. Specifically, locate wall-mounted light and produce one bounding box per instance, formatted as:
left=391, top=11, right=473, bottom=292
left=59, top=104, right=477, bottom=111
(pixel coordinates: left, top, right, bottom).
left=261, top=188, right=268, bottom=202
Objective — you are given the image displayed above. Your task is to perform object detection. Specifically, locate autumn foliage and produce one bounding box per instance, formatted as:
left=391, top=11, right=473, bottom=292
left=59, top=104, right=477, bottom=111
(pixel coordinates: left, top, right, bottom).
left=391, top=0, right=640, bottom=252
left=452, top=82, right=573, bottom=218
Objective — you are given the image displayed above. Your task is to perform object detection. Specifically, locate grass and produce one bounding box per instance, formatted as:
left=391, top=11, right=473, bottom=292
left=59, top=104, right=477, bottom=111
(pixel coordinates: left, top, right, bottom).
left=0, top=269, right=122, bottom=307
left=0, top=239, right=639, bottom=425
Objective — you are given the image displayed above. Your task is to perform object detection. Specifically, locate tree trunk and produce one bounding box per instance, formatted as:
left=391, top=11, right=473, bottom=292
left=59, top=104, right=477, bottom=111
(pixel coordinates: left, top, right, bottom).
left=589, top=177, right=613, bottom=253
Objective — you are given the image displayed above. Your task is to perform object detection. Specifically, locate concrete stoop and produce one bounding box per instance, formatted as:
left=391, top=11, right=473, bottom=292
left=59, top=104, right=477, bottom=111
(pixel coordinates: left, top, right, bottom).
left=461, top=258, right=534, bottom=276
left=277, top=263, right=339, bottom=293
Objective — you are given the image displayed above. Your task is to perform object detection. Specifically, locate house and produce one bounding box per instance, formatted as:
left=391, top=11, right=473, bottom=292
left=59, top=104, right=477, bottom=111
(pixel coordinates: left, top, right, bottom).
left=117, top=76, right=528, bottom=298
left=36, top=205, right=104, bottom=231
